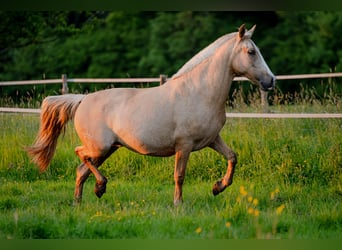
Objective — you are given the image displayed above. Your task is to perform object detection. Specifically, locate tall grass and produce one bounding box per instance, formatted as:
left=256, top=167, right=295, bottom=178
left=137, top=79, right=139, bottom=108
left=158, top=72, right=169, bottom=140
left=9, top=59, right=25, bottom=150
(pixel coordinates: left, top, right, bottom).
left=0, top=83, right=341, bottom=238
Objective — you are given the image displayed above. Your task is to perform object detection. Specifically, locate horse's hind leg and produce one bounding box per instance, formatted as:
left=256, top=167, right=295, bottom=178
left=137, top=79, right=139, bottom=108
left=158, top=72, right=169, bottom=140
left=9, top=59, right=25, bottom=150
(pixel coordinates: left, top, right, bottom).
left=75, top=145, right=117, bottom=199
left=209, top=135, right=237, bottom=196
left=74, top=163, right=91, bottom=205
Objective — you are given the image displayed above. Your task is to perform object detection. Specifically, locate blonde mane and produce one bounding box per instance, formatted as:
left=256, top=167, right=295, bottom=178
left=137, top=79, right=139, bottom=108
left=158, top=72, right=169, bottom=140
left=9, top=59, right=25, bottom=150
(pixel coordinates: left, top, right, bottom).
left=172, top=32, right=237, bottom=79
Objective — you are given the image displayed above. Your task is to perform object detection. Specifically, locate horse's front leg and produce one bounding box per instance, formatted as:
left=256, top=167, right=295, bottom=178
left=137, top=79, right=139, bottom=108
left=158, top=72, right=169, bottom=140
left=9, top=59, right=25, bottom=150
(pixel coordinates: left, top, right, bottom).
left=173, top=148, right=191, bottom=206
left=209, top=135, right=237, bottom=196
left=74, top=162, right=91, bottom=205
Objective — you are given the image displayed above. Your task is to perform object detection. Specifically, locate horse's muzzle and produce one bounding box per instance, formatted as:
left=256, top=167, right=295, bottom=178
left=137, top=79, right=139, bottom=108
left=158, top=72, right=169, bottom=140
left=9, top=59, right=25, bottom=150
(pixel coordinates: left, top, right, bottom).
left=260, top=76, right=275, bottom=91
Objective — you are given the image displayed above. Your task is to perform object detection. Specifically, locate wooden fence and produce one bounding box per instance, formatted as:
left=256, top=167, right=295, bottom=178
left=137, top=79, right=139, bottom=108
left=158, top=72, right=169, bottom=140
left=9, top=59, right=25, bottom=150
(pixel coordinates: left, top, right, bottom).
left=1, top=73, right=342, bottom=118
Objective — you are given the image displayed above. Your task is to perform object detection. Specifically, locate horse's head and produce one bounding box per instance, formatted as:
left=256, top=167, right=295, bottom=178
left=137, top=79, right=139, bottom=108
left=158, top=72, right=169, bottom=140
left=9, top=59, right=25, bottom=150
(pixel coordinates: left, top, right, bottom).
left=231, top=24, right=275, bottom=91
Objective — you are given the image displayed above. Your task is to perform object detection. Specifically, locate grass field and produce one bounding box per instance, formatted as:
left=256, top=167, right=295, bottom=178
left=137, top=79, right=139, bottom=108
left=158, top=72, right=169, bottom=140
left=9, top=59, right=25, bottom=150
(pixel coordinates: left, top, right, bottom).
left=1, top=90, right=342, bottom=239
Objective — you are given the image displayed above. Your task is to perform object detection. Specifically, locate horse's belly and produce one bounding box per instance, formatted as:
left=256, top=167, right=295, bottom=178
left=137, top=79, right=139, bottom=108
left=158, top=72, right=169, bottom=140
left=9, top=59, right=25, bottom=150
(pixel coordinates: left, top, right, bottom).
left=128, top=145, right=175, bottom=157
left=112, top=105, right=177, bottom=156
left=119, top=138, right=176, bottom=157
left=114, top=124, right=176, bottom=156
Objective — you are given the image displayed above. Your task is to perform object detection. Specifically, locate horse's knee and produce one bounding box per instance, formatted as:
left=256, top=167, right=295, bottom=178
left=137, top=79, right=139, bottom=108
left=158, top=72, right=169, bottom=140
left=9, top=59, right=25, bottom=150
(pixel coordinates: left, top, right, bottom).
left=228, top=151, right=237, bottom=165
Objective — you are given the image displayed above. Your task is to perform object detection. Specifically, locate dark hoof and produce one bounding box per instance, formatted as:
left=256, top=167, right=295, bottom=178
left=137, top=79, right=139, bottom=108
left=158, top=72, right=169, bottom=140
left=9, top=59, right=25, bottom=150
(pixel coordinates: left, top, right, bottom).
left=212, top=180, right=227, bottom=196
left=95, top=178, right=107, bottom=198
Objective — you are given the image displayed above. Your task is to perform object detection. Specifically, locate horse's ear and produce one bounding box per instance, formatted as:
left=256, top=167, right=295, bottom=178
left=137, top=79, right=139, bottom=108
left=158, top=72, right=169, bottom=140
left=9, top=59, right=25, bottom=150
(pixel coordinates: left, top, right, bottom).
left=238, top=24, right=246, bottom=39
left=246, top=24, right=256, bottom=38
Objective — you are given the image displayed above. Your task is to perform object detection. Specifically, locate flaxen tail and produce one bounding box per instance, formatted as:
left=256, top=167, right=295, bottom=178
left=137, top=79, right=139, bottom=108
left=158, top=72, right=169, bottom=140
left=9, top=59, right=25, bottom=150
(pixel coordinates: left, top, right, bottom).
left=26, top=94, right=85, bottom=172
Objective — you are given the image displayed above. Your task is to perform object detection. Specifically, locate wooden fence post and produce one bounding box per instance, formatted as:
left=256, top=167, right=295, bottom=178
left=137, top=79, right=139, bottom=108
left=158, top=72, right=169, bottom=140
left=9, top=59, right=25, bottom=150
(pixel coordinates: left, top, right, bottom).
left=61, top=74, right=69, bottom=94
left=159, top=74, right=167, bottom=85
left=260, top=89, right=269, bottom=113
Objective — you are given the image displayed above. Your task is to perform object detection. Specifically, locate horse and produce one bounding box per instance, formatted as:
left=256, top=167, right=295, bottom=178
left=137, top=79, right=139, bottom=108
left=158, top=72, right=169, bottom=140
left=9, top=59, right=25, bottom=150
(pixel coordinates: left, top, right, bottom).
left=27, top=24, right=275, bottom=206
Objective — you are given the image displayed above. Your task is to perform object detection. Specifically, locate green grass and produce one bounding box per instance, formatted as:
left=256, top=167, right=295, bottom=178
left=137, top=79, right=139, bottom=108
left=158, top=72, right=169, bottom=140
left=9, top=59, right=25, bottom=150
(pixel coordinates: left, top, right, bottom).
left=1, top=97, right=342, bottom=238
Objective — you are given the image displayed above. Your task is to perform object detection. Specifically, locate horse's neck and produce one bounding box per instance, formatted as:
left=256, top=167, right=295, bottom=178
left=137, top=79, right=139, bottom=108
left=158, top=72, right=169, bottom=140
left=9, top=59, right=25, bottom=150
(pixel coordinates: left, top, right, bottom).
left=166, top=37, right=236, bottom=111
left=191, top=39, right=236, bottom=107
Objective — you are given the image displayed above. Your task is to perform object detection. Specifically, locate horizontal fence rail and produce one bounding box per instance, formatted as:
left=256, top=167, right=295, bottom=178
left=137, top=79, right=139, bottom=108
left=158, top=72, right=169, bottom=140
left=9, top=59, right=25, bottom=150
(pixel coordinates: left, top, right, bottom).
left=1, top=73, right=342, bottom=118
left=225, top=113, right=342, bottom=119
left=0, top=78, right=162, bottom=85
left=0, top=107, right=41, bottom=114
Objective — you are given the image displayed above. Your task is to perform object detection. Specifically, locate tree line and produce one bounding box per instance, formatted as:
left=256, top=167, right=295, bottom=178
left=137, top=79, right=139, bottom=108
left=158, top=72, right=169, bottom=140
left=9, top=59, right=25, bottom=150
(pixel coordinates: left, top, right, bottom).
left=1, top=11, right=342, bottom=97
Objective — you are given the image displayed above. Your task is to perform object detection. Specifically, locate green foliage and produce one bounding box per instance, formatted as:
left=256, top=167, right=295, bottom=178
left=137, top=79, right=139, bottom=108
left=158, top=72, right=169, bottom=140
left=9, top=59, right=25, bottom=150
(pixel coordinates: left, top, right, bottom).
left=2, top=11, right=342, bottom=97
left=306, top=12, right=342, bottom=72
left=261, top=11, right=342, bottom=92
left=0, top=11, right=342, bottom=98
left=2, top=11, right=342, bottom=98
left=139, top=12, right=229, bottom=76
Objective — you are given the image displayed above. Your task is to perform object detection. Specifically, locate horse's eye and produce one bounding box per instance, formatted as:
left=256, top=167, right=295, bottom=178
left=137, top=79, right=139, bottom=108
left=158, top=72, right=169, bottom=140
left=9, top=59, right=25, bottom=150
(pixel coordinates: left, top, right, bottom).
left=247, top=49, right=256, bottom=55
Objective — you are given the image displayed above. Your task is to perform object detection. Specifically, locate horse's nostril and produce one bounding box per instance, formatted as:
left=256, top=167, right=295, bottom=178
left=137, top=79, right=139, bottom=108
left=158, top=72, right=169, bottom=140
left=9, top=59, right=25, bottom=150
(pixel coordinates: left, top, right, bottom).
left=261, top=80, right=274, bottom=91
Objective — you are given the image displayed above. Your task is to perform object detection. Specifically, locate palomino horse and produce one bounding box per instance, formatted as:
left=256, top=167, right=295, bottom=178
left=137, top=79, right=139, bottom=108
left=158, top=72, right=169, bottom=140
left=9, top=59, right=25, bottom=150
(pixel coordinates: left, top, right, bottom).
left=27, top=24, right=275, bottom=205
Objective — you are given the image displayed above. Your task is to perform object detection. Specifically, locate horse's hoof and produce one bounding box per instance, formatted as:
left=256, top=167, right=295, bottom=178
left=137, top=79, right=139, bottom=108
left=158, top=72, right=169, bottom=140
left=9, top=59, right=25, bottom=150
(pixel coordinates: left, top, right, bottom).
left=212, top=181, right=221, bottom=196
left=73, top=197, right=82, bottom=206
left=95, top=185, right=106, bottom=198
left=212, top=180, right=227, bottom=196
left=173, top=199, right=183, bottom=206
left=95, top=178, right=107, bottom=198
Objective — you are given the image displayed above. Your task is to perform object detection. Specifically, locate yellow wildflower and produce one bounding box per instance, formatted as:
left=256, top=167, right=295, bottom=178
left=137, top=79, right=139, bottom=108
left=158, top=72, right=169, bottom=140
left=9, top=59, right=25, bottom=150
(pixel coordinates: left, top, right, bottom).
left=252, top=198, right=259, bottom=206
left=276, top=204, right=285, bottom=215
left=239, top=186, right=248, bottom=197
left=247, top=207, right=254, bottom=214
left=195, top=227, right=202, bottom=234
left=270, top=191, right=275, bottom=200
left=247, top=196, right=253, bottom=202
left=254, top=209, right=260, bottom=217
left=225, top=222, right=231, bottom=228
